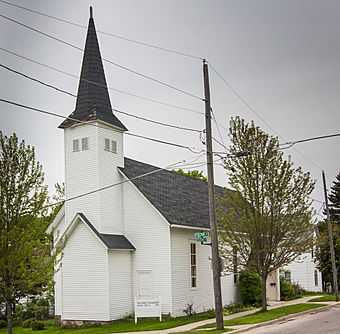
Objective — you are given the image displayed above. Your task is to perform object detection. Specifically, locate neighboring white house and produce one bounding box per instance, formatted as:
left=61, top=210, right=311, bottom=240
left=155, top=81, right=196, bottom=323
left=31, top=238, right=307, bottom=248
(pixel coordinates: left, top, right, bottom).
left=48, top=9, right=321, bottom=323
left=283, top=252, right=322, bottom=292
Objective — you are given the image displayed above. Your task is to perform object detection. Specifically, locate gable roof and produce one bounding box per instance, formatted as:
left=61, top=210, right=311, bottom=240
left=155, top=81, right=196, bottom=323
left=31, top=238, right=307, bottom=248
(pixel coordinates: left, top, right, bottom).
left=119, top=158, right=226, bottom=229
left=59, top=8, right=127, bottom=131
left=78, top=213, right=135, bottom=250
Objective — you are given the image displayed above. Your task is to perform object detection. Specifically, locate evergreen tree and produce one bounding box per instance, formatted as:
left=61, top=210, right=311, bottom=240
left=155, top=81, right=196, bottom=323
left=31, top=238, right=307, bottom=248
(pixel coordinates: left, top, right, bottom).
left=316, top=172, right=340, bottom=291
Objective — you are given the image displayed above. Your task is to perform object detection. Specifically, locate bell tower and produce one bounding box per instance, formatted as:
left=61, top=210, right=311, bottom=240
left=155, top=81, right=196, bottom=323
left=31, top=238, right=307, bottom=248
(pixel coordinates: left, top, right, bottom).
left=59, top=7, right=127, bottom=234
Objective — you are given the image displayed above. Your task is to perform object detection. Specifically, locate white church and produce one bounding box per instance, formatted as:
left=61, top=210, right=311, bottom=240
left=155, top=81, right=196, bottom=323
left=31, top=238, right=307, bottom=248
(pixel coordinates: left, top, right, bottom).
left=48, top=9, right=322, bottom=323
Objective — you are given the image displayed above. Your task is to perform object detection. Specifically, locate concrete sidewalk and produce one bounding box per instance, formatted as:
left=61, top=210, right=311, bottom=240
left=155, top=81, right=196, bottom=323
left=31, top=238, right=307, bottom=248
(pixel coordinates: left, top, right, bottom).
left=114, top=296, right=338, bottom=334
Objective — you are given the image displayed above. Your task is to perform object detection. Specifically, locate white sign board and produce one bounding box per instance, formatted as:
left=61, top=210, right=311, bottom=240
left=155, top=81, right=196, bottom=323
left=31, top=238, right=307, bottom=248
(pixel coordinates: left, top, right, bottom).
left=134, top=297, right=162, bottom=323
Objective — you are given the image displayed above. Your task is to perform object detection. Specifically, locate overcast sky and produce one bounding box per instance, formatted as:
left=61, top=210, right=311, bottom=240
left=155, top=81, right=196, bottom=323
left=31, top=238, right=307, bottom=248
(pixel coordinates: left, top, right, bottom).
left=1, top=0, right=339, bottom=216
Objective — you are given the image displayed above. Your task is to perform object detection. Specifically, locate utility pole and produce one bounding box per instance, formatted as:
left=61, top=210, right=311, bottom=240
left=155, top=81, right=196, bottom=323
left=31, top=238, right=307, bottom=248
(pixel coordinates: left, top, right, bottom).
left=203, top=59, right=224, bottom=330
left=322, top=170, right=339, bottom=301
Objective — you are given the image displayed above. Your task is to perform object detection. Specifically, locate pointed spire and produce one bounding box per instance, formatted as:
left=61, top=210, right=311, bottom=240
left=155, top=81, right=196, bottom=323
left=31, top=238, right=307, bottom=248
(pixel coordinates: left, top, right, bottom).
left=59, top=8, right=127, bottom=130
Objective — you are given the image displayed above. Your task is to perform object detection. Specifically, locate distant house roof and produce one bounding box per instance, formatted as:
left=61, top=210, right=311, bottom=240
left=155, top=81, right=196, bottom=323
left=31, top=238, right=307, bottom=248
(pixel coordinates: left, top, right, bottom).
left=119, top=158, right=227, bottom=229
left=78, top=213, right=135, bottom=250
left=59, top=10, right=127, bottom=131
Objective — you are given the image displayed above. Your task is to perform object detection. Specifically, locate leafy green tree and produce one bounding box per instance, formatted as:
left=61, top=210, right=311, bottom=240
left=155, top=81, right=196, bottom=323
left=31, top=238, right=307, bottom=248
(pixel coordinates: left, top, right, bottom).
left=316, top=172, right=340, bottom=290
left=0, top=133, right=61, bottom=334
left=172, top=169, right=207, bottom=181
left=217, top=117, right=315, bottom=311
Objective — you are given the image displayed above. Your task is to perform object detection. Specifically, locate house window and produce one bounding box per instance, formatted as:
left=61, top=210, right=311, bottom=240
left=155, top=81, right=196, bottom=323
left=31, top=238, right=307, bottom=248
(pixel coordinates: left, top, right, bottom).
left=81, top=137, right=89, bottom=150
left=314, top=270, right=318, bottom=286
left=104, top=138, right=117, bottom=153
left=284, top=271, right=291, bottom=283
left=190, top=243, right=197, bottom=288
left=73, top=139, right=79, bottom=152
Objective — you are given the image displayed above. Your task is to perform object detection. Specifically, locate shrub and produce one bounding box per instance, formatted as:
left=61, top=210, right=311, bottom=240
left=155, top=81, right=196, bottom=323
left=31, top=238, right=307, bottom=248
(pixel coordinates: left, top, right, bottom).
left=31, top=320, right=45, bottom=331
left=22, top=318, right=36, bottom=328
left=292, top=282, right=304, bottom=298
left=0, top=320, right=7, bottom=328
left=239, top=271, right=262, bottom=306
left=15, top=295, right=51, bottom=322
left=280, top=277, right=296, bottom=300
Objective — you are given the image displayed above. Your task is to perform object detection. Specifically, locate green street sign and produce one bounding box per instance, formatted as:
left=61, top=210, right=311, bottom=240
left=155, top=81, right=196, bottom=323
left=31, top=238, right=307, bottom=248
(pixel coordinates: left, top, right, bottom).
left=194, top=232, right=210, bottom=241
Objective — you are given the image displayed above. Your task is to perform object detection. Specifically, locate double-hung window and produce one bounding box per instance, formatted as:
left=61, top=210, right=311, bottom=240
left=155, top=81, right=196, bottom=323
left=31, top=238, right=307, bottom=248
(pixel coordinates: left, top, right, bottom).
left=190, top=243, right=197, bottom=288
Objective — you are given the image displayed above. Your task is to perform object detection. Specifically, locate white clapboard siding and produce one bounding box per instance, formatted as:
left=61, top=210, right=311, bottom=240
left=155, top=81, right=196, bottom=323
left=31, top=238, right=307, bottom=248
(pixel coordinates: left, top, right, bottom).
left=97, top=125, right=125, bottom=235
left=221, top=273, right=240, bottom=306
left=64, top=122, right=125, bottom=234
left=108, top=251, right=133, bottom=320
left=170, top=228, right=214, bottom=316
left=61, top=221, right=109, bottom=321
left=122, top=179, right=172, bottom=314
left=170, top=228, right=238, bottom=316
left=54, top=263, right=62, bottom=316
left=64, top=125, right=101, bottom=229
left=284, top=253, right=322, bottom=292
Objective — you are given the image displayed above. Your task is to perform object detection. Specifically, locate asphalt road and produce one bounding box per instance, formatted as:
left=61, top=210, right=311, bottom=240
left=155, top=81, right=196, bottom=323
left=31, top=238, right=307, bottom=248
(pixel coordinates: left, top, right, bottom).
left=245, top=306, right=340, bottom=334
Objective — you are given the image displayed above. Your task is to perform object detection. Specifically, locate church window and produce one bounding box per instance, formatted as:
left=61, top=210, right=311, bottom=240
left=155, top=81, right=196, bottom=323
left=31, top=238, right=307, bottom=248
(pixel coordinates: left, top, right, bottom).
left=104, top=138, right=117, bottom=153
left=81, top=137, right=89, bottom=150
left=73, top=139, right=79, bottom=152
left=104, top=138, right=110, bottom=151
left=111, top=140, right=117, bottom=153
left=190, top=243, right=197, bottom=288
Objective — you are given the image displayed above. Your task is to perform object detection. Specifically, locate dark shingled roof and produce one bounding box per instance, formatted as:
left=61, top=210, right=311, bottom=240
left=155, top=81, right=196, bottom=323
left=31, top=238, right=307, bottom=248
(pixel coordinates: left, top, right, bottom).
left=119, top=158, right=227, bottom=229
left=78, top=213, right=135, bottom=250
left=59, top=11, right=127, bottom=130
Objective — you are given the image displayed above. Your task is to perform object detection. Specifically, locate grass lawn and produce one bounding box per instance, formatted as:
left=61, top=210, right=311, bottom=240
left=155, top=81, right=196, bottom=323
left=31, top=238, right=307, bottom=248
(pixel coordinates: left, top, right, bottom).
left=308, top=295, right=336, bottom=302
left=200, top=303, right=325, bottom=329
left=0, top=312, right=215, bottom=334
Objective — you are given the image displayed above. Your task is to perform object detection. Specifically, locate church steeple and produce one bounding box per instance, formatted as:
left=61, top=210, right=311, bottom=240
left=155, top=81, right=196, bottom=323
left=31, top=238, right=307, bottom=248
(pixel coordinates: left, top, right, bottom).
left=59, top=7, right=127, bottom=131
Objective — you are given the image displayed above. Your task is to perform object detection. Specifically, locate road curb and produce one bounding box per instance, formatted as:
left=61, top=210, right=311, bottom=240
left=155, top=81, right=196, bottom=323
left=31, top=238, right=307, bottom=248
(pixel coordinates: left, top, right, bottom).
left=228, top=302, right=339, bottom=334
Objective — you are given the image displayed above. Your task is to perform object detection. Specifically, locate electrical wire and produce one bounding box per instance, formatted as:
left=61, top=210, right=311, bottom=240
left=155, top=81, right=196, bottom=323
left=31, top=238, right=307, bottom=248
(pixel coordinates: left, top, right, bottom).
left=0, top=47, right=203, bottom=115
left=211, top=108, right=228, bottom=152
left=44, top=158, right=188, bottom=209
left=0, top=98, right=205, bottom=154
left=207, top=61, right=327, bottom=177
left=0, top=13, right=204, bottom=101
left=207, top=61, right=286, bottom=141
left=280, top=133, right=340, bottom=149
left=0, top=63, right=203, bottom=134
left=45, top=154, right=215, bottom=209
left=0, top=0, right=204, bottom=61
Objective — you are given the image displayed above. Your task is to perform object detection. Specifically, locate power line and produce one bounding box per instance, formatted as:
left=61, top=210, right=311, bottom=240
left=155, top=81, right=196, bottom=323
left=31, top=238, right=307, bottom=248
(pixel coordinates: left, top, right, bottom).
left=0, top=13, right=204, bottom=101
left=211, top=108, right=227, bottom=152
left=0, top=62, right=203, bottom=134
left=0, top=0, right=204, bottom=61
left=207, top=61, right=327, bottom=175
left=280, top=133, right=340, bottom=149
left=0, top=98, right=205, bottom=154
left=207, top=61, right=286, bottom=142
left=0, top=47, right=203, bottom=115
left=45, top=155, right=215, bottom=209
left=44, top=158, right=187, bottom=209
